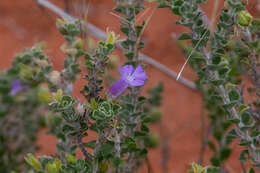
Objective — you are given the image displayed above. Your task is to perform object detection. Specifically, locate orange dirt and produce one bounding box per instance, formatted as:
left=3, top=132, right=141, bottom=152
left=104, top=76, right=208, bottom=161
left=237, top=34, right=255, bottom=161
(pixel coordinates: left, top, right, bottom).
left=0, top=0, right=258, bottom=172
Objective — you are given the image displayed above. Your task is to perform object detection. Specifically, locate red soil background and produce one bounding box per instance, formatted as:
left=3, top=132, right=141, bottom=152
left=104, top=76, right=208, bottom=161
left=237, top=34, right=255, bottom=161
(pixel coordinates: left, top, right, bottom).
left=0, top=0, right=258, bottom=172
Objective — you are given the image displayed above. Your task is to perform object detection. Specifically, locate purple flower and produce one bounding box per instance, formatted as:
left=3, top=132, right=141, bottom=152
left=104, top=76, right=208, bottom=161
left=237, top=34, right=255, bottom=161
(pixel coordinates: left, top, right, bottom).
left=109, top=65, right=147, bottom=96
left=10, top=80, right=29, bottom=96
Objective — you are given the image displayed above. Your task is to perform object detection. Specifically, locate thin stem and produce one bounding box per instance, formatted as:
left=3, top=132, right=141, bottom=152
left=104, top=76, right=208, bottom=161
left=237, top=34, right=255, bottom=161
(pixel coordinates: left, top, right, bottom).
left=114, top=124, right=121, bottom=173
left=198, top=121, right=211, bottom=164
left=145, top=156, right=153, bottom=173
left=240, top=161, right=247, bottom=173
left=77, top=133, right=93, bottom=162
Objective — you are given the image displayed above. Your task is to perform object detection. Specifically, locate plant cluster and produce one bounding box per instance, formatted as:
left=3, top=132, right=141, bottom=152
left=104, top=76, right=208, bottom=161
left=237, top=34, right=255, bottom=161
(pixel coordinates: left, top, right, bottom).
left=1, top=0, right=259, bottom=172
left=158, top=0, right=260, bottom=172
left=24, top=1, right=163, bottom=172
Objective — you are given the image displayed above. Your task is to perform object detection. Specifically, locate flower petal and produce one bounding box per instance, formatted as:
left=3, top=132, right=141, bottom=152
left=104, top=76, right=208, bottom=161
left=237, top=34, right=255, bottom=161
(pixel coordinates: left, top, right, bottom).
left=129, top=79, right=145, bottom=86
left=132, top=65, right=147, bottom=80
left=129, top=65, right=147, bottom=86
left=119, top=65, right=134, bottom=78
left=10, top=80, right=29, bottom=96
left=12, top=80, right=21, bottom=87
left=109, top=78, right=129, bottom=96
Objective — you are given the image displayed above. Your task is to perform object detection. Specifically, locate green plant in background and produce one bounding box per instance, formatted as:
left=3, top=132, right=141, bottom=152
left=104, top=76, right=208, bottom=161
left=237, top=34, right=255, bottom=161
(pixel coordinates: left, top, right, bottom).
left=158, top=0, right=260, bottom=172
left=0, top=45, right=51, bottom=172
left=187, top=162, right=219, bottom=173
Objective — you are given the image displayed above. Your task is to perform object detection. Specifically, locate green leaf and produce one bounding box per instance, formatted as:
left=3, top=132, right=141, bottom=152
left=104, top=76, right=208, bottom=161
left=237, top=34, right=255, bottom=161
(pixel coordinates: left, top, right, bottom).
left=62, top=124, right=74, bottom=133
left=222, top=101, right=238, bottom=109
left=138, top=148, right=148, bottom=157
left=210, top=156, right=221, bottom=167
left=239, top=149, right=250, bottom=162
left=220, top=147, right=231, bottom=161
left=157, top=2, right=169, bottom=8
left=112, top=157, right=121, bottom=167
left=141, top=124, right=149, bottom=133
left=83, top=140, right=96, bottom=149
left=134, top=131, right=147, bottom=136
left=241, top=112, right=251, bottom=125
left=226, top=129, right=239, bottom=141
left=248, top=168, right=255, bottom=173
left=250, top=131, right=260, bottom=137
left=178, top=33, right=191, bottom=40
left=228, top=89, right=240, bottom=101
left=210, top=79, right=224, bottom=86
left=239, top=140, right=251, bottom=146
left=125, top=137, right=137, bottom=151
left=114, top=6, right=126, bottom=15
left=90, top=98, right=98, bottom=110
left=239, top=104, right=249, bottom=113
left=101, top=141, right=114, bottom=158
left=252, top=162, right=260, bottom=168
left=208, top=141, right=216, bottom=151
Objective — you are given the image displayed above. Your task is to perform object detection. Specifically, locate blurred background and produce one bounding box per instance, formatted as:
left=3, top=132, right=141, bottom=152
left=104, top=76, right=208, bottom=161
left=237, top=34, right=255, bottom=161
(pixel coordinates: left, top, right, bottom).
left=0, top=0, right=259, bottom=172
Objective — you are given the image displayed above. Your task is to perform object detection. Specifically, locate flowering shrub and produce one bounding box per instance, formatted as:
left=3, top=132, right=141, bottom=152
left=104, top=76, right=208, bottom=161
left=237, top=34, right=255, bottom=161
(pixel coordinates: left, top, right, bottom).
left=0, top=45, right=50, bottom=172
left=161, top=0, right=260, bottom=172
left=1, top=0, right=260, bottom=172
left=24, top=3, right=163, bottom=172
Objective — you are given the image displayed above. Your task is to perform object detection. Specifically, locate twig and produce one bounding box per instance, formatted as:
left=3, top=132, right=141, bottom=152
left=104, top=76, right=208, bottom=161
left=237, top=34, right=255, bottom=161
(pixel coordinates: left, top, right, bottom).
left=145, top=156, right=153, bottom=173
left=160, top=122, right=171, bottom=173
left=240, top=161, right=247, bottom=173
left=198, top=107, right=211, bottom=165
left=36, top=0, right=197, bottom=91
left=77, top=133, right=93, bottom=162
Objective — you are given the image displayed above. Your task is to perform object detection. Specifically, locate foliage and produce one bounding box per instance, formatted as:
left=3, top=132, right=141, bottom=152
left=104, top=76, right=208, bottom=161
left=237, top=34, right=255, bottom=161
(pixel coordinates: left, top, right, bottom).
left=0, top=45, right=50, bottom=172
left=187, top=163, right=219, bottom=173
left=25, top=2, right=163, bottom=171
left=0, top=0, right=259, bottom=172
left=160, top=0, right=260, bottom=171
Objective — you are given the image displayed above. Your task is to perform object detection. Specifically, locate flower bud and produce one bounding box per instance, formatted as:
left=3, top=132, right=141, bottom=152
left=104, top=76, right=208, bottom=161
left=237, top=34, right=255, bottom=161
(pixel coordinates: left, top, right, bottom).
left=225, top=83, right=237, bottom=90
left=237, top=11, right=253, bottom=27
left=224, top=1, right=230, bottom=9
left=61, top=43, right=77, bottom=56
left=35, top=59, right=49, bottom=67
left=53, top=89, right=63, bottom=103
left=190, top=162, right=204, bottom=173
left=106, top=28, right=121, bottom=45
left=144, top=133, right=159, bottom=148
left=19, top=64, right=33, bottom=81
left=66, top=154, right=76, bottom=165
left=76, top=103, right=85, bottom=116
left=50, top=71, right=61, bottom=85
left=72, top=38, right=84, bottom=50
left=55, top=159, right=62, bottom=170
left=150, top=107, right=162, bottom=123
left=46, top=162, right=59, bottom=173
left=24, top=153, right=42, bottom=170
left=38, top=86, right=52, bottom=103
left=56, top=18, right=67, bottom=35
